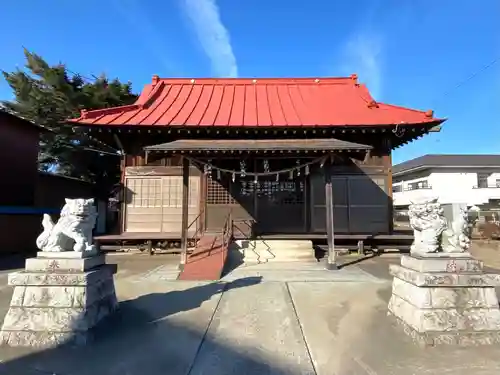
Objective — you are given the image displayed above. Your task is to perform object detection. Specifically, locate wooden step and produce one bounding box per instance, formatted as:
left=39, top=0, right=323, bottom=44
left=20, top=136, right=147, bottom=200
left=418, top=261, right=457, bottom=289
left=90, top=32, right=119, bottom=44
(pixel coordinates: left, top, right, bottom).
left=178, top=234, right=229, bottom=281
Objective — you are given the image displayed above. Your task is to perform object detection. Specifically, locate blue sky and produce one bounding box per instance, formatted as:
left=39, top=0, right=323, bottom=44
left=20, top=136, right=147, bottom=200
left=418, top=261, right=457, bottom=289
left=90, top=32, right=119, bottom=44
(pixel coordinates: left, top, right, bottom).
left=1, top=0, right=499, bottom=164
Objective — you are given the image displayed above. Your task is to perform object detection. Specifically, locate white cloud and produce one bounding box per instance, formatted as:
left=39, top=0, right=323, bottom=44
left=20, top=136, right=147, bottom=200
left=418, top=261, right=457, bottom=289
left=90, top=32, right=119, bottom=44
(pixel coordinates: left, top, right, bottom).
left=181, top=0, right=238, bottom=78
left=342, top=32, right=383, bottom=100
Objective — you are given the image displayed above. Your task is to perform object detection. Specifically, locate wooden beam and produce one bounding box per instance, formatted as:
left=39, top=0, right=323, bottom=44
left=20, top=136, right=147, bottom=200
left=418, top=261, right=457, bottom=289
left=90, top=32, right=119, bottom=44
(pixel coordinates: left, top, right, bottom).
left=325, top=164, right=337, bottom=270
left=180, top=156, right=190, bottom=269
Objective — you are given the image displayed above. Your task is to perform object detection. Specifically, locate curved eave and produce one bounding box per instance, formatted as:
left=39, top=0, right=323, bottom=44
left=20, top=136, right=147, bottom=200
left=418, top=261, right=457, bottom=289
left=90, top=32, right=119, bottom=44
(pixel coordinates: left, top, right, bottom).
left=390, top=119, right=445, bottom=150
left=68, top=119, right=446, bottom=129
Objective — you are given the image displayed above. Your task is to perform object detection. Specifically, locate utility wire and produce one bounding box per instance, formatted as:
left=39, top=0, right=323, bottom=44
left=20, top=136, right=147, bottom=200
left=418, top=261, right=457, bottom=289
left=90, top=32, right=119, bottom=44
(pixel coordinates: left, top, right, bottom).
left=430, top=55, right=500, bottom=107
left=428, top=55, right=500, bottom=144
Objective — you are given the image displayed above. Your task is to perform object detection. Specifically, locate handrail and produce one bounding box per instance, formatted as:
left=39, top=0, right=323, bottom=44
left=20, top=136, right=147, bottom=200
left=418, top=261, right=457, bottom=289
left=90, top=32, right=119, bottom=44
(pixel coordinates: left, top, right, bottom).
left=221, top=210, right=233, bottom=255
left=187, top=206, right=205, bottom=243
left=190, top=209, right=232, bottom=259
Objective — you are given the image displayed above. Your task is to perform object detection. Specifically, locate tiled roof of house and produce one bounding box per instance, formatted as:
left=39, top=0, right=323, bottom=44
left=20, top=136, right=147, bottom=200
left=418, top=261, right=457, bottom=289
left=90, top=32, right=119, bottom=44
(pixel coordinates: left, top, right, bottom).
left=393, top=154, right=500, bottom=175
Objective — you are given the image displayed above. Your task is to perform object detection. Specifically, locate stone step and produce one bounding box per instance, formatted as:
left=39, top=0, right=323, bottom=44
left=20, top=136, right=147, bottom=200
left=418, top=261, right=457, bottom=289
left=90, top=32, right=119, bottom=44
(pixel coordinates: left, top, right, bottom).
left=244, top=240, right=312, bottom=249
left=234, top=240, right=316, bottom=263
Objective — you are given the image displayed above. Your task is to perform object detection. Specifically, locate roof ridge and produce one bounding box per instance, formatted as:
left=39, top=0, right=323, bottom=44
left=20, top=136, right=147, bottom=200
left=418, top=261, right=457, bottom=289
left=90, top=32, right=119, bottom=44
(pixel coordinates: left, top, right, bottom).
left=155, top=77, right=356, bottom=85
left=79, top=104, right=139, bottom=120
left=76, top=81, right=168, bottom=120
left=426, top=154, right=500, bottom=157
left=353, top=83, right=374, bottom=105
left=377, top=102, right=428, bottom=115
left=139, top=81, right=166, bottom=109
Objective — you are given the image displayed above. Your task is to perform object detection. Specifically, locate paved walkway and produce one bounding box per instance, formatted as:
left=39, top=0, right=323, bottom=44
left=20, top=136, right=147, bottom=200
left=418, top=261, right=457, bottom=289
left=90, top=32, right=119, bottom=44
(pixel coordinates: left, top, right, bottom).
left=0, top=253, right=500, bottom=374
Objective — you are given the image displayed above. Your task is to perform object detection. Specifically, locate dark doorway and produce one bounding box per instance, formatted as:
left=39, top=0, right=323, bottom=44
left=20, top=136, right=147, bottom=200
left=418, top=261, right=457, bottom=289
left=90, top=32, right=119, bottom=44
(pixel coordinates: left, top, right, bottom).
left=253, top=176, right=306, bottom=234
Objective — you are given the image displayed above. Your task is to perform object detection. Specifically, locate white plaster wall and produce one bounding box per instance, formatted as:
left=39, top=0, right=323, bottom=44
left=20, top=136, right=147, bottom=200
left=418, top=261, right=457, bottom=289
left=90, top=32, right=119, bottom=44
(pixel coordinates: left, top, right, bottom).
left=393, top=172, right=433, bottom=206
left=393, top=171, right=500, bottom=207
left=487, top=173, right=500, bottom=187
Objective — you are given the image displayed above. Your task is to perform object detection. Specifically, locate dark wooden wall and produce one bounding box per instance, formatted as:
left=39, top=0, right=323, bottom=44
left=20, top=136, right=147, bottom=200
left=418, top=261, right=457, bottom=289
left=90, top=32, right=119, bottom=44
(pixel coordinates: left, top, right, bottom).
left=0, top=112, right=100, bottom=255
left=0, top=112, right=40, bottom=206
left=36, top=173, right=95, bottom=209
left=0, top=113, right=100, bottom=255
left=0, top=173, right=98, bottom=256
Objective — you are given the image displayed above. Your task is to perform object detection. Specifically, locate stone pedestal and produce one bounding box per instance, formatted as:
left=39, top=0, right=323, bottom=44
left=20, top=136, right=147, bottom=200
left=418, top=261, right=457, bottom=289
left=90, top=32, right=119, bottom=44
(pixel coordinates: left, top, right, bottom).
left=388, top=254, right=500, bottom=346
left=0, top=251, right=117, bottom=348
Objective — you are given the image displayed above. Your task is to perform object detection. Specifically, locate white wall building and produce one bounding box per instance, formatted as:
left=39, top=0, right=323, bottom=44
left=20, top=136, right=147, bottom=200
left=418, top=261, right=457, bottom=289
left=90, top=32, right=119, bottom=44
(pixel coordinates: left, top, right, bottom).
left=392, top=155, right=500, bottom=208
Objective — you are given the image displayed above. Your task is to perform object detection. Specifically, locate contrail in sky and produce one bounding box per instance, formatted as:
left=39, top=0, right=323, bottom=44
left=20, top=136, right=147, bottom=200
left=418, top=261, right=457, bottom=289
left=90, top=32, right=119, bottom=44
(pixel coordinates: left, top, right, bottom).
left=343, top=32, right=383, bottom=100
left=181, top=0, right=238, bottom=78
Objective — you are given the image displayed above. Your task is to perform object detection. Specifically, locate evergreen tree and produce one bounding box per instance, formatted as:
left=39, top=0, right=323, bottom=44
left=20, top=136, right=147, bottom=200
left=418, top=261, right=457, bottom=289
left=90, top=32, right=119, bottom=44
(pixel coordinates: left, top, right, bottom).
left=1, top=49, right=137, bottom=195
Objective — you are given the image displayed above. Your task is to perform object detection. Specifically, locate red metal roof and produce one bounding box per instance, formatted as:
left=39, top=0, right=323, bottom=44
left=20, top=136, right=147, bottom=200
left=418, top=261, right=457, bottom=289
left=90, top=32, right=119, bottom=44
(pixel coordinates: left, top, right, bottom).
left=69, top=75, right=443, bottom=127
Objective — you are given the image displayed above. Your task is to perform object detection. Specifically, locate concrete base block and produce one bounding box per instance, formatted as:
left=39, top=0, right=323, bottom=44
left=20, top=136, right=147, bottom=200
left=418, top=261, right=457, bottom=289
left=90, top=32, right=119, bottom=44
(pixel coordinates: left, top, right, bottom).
left=325, top=262, right=339, bottom=270
left=400, top=254, right=483, bottom=273
left=36, top=250, right=98, bottom=259
left=388, top=293, right=500, bottom=332
left=388, top=254, right=500, bottom=346
left=0, top=253, right=117, bottom=348
left=389, top=314, right=500, bottom=347
left=25, top=254, right=105, bottom=272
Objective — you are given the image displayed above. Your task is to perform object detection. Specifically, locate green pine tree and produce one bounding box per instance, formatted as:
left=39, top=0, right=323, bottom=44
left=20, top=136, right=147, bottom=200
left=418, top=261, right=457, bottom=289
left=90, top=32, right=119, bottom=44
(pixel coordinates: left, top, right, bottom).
left=1, top=49, right=137, bottom=195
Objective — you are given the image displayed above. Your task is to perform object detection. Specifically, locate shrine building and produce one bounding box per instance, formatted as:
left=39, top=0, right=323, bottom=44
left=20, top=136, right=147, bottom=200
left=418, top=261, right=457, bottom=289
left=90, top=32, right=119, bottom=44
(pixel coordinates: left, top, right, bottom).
left=68, top=75, right=444, bottom=278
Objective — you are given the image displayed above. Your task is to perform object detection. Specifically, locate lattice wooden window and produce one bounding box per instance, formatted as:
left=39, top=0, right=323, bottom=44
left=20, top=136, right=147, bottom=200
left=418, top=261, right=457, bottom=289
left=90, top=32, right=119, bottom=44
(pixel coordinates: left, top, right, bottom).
left=127, top=178, right=162, bottom=208
left=207, top=176, right=236, bottom=205
left=162, top=176, right=182, bottom=208
left=161, top=176, right=199, bottom=208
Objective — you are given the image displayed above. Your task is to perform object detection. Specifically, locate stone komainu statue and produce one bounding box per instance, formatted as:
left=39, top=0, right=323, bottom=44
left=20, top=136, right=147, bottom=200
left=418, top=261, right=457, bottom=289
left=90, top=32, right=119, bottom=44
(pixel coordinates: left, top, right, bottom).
left=36, top=198, right=98, bottom=253
left=408, top=197, right=475, bottom=255
left=441, top=206, right=474, bottom=253
left=408, top=198, right=447, bottom=255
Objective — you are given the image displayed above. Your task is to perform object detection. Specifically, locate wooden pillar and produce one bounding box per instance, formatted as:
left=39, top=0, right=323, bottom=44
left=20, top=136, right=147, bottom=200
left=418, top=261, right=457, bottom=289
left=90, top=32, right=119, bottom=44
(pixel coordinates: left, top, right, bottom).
left=357, top=240, right=364, bottom=256
left=180, top=156, right=190, bottom=269
left=325, top=164, right=337, bottom=270
left=386, top=148, right=394, bottom=234
left=147, top=240, right=153, bottom=256
left=119, top=155, right=127, bottom=234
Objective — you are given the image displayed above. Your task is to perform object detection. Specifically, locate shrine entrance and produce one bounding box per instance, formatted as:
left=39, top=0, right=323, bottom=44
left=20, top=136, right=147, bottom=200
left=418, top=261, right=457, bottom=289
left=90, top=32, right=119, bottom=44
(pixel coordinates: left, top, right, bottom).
left=233, top=175, right=306, bottom=234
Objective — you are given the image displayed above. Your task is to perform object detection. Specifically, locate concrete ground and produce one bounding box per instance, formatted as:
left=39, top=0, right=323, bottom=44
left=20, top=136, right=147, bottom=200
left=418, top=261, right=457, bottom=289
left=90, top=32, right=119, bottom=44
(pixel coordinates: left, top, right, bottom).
left=0, top=250, right=500, bottom=374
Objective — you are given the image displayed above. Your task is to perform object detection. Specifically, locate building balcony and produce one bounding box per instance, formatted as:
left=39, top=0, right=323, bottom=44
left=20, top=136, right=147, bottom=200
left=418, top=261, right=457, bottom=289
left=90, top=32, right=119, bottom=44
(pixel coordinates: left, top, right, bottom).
left=393, top=184, right=500, bottom=207
left=392, top=186, right=434, bottom=207
left=473, top=184, right=500, bottom=189
left=471, top=185, right=500, bottom=202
